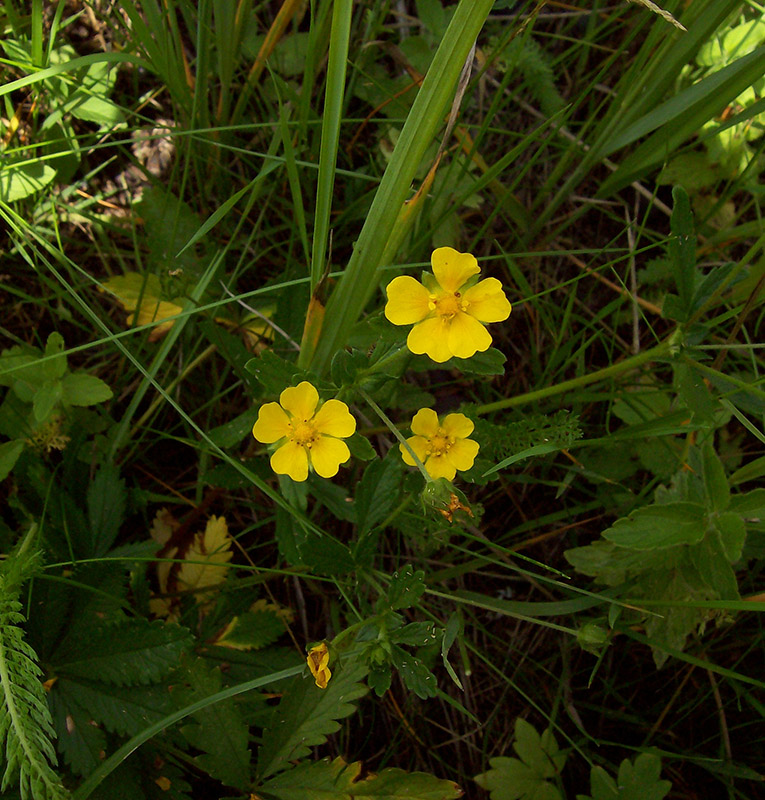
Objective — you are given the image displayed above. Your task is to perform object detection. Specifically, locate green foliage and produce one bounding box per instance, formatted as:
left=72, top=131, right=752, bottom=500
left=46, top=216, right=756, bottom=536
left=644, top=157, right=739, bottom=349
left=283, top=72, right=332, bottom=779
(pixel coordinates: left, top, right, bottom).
left=0, top=333, right=112, bottom=480
left=256, top=658, right=369, bottom=780
left=52, top=618, right=193, bottom=686
left=0, top=531, right=68, bottom=800
left=259, top=755, right=462, bottom=800
left=577, top=753, right=671, bottom=800
left=474, top=718, right=566, bottom=800
left=489, top=34, right=565, bottom=118
left=177, top=660, right=251, bottom=790
left=565, top=442, right=756, bottom=666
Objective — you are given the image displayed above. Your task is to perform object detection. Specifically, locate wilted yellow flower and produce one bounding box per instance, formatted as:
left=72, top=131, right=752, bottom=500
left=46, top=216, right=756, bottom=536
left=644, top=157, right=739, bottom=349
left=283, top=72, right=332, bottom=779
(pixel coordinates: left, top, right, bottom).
left=252, top=381, right=356, bottom=482
left=384, top=247, right=511, bottom=363
left=400, top=408, right=479, bottom=481
left=307, top=642, right=332, bottom=689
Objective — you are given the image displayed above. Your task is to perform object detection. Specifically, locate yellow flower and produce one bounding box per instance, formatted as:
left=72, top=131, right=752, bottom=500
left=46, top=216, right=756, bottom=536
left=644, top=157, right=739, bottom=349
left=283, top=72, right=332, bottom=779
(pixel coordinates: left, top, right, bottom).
left=306, top=642, right=332, bottom=689
left=400, top=409, right=480, bottom=481
left=252, top=381, right=355, bottom=482
left=384, top=247, right=511, bottom=363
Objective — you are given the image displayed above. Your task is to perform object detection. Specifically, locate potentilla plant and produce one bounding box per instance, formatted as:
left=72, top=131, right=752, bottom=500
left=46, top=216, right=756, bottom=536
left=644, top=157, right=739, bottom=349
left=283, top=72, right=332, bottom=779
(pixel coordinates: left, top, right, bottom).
left=248, top=246, right=512, bottom=696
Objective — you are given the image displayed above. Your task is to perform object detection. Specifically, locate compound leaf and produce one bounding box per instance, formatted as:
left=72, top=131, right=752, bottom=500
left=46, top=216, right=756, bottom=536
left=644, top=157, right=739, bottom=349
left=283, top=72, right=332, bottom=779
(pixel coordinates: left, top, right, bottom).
left=256, top=658, right=368, bottom=780
left=52, top=618, right=193, bottom=686
left=259, top=756, right=462, bottom=800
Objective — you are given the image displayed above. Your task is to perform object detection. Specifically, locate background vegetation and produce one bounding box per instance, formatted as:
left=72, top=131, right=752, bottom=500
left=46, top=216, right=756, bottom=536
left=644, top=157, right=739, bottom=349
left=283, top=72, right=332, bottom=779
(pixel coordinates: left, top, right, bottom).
left=1, top=1, right=764, bottom=798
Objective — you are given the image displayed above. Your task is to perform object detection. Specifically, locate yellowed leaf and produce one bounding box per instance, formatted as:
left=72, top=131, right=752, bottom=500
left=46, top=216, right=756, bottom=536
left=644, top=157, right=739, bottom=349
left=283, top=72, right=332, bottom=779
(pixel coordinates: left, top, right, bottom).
left=150, top=507, right=178, bottom=547
left=100, top=272, right=184, bottom=340
left=176, top=515, right=233, bottom=600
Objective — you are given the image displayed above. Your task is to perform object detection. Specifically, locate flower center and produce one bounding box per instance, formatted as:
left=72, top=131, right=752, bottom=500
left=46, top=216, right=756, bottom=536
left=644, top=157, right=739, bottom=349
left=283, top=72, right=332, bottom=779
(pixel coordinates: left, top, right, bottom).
left=427, top=430, right=454, bottom=457
left=431, top=291, right=467, bottom=321
left=291, top=420, right=318, bottom=448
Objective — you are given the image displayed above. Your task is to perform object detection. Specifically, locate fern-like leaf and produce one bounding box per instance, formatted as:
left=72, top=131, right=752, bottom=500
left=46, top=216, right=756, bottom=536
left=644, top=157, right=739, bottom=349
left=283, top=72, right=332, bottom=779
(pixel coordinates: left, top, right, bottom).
left=0, top=531, right=68, bottom=799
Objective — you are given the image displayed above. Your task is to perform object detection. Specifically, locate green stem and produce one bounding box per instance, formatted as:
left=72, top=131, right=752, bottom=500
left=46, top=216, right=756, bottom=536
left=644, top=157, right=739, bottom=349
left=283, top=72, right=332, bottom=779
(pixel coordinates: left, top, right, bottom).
left=474, top=339, right=673, bottom=415
left=357, top=387, right=431, bottom=482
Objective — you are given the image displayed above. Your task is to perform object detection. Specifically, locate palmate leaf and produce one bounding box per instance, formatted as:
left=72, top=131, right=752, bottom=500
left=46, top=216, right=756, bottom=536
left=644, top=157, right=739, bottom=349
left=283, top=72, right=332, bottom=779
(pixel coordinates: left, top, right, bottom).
left=577, top=753, right=670, bottom=800
left=259, top=756, right=462, bottom=800
left=256, top=658, right=368, bottom=780
left=52, top=618, right=193, bottom=686
left=0, top=539, right=69, bottom=800
left=474, top=719, right=566, bottom=800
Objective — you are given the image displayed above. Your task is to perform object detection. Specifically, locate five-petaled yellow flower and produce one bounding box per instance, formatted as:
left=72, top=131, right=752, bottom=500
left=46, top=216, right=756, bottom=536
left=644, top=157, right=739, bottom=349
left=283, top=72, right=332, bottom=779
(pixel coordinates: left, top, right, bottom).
left=384, top=247, right=511, bottom=363
left=400, top=408, right=479, bottom=481
left=307, top=642, right=332, bottom=689
left=252, top=381, right=355, bottom=482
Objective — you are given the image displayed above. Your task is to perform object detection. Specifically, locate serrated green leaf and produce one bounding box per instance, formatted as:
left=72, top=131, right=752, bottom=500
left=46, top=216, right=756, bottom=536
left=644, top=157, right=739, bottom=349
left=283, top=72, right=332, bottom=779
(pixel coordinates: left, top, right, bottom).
left=245, top=351, right=302, bottom=395
left=390, top=646, right=437, bottom=699
left=42, top=334, right=67, bottom=381
left=60, top=373, right=113, bottom=407
left=212, top=607, right=288, bottom=651
left=700, top=441, right=729, bottom=512
left=299, top=532, right=356, bottom=575
left=641, top=564, right=719, bottom=669
left=580, top=753, right=670, bottom=800
left=256, top=658, right=368, bottom=779
left=390, top=622, right=438, bottom=647
left=87, top=463, right=126, bottom=556
left=259, top=756, right=462, bottom=800
left=0, top=440, right=25, bottom=482
left=474, top=718, right=566, bottom=800
left=33, top=380, right=62, bottom=422
left=49, top=681, right=108, bottom=777
left=729, top=488, right=765, bottom=517
left=346, top=432, right=376, bottom=461
left=387, top=565, right=426, bottom=610
left=330, top=348, right=369, bottom=388
left=177, top=661, right=250, bottom=790
left=513, top=719, right=565, bottom=781
left=602, top=502, right=707, bottom=550
left=368, top=666, right=392, bottom=697
left=475, top=756, right=562, bottom=800
left=675, top=362, right=717, bottom=424
left=712, top=512, right=746, bottom=563
left=451, top=347, right=506, bottom=375
left=208, top=406, right=259, bottom=448
left=52, top=619, right=193, bottom=686
left=54, top=676, right=172, bottom=738
left=355, top=457, right=402, bottom=535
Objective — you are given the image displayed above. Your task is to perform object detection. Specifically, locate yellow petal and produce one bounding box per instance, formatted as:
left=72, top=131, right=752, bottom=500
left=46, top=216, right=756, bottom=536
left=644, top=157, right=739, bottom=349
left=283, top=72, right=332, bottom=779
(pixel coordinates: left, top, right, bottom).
left=463, top=278, right=512, bottom=322
left=313, top=399, right=356, bottom=438
left=280, top=381, right=319, bottom=421
left=424, top=454, right=457, bottom=481
left=446, top=438, right=480, bottom=472
left=384, top=276, right=431, bottom=325
left=400, top=435, right=430, bottom=466
left=411, top=408, right=439, bottom=438
left=441, top=413, right=474, bottom=439
left=431, top=247, right=479, bottom=293
left=447, top=312, right=492, bottom=359
left=252, top=403, right=291, bottom=443
left=310, top=436, right=351, bottom=478
left=271, top=440, right=309, bottom=481
left=407, top=317, right=453, bottom=363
